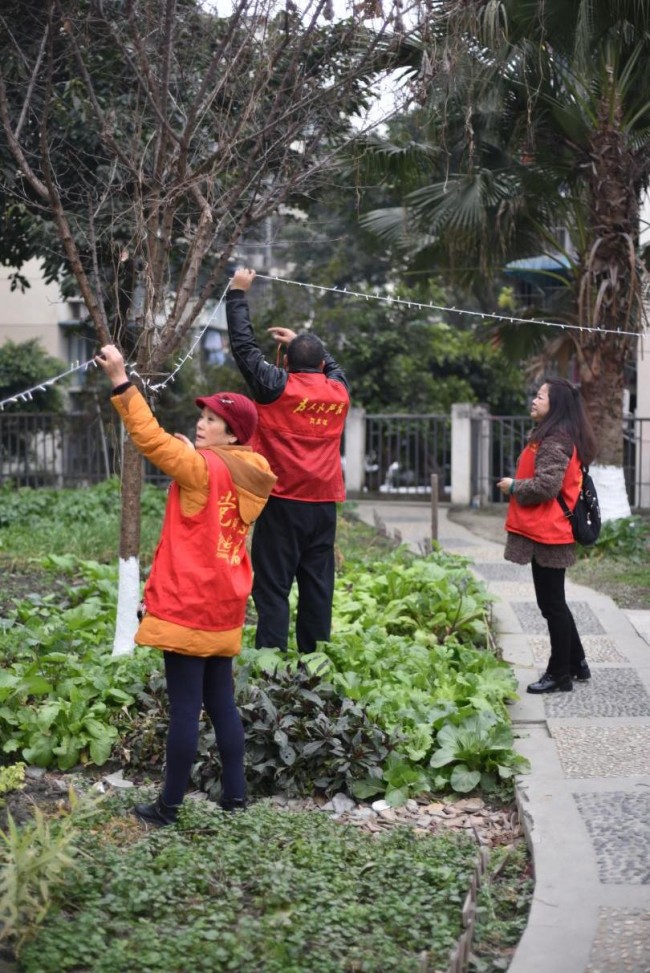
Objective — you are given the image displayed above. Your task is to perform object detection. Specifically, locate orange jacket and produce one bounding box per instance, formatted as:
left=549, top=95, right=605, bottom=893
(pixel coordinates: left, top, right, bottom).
left=111, top=386, right=276, bottom=655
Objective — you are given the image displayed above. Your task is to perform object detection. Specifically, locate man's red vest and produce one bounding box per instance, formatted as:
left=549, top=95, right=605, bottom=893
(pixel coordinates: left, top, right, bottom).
left=144, top=451, right=253, bottom=630
left=505, top=442, right=582, bottom=544
left=252, top=372, right=349, bottom=501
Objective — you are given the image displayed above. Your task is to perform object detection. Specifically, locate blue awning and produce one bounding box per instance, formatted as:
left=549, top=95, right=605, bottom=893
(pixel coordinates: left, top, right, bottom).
left=504, top=255, right=572, bottom=286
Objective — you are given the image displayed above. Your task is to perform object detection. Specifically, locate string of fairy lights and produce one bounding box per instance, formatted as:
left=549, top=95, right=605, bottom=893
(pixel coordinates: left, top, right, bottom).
left=1, top=273, right=648, bottom=411
left=256, top=274, right=650, bottom=338
left=0, top=282, right=231, bottom=411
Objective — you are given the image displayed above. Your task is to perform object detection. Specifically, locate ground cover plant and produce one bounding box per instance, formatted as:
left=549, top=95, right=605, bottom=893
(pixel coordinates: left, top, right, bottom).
left=0, top=555, right=155, bottom=771
left=568, top=514, right=650, bottom=610
left=8, top=796, right=487, bottom=973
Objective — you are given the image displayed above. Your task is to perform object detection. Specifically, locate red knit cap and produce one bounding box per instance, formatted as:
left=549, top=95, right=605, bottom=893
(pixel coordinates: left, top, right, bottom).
left=195, top=392, right=258, bottom=445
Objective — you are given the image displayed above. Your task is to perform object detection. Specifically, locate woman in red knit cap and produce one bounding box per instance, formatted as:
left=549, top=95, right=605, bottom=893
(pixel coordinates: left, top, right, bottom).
left=96, top=345, right=276, bottom=826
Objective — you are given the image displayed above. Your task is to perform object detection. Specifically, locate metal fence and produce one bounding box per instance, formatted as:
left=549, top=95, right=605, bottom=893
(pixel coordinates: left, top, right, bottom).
left=2, top=409, right=649, bottom=508
left=474, top=414, right=650, bottom=508
left=364, top=413, right=451, bottom=497
left=0, top=411, right=168, bottom=488
left=623, top=416, right=650, bottom=508
left=473, top=414, right=529, bottom=505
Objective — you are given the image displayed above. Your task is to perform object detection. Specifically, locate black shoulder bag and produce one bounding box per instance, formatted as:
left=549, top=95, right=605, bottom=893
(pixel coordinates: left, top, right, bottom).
left=557, top=465, right=601, bottom=547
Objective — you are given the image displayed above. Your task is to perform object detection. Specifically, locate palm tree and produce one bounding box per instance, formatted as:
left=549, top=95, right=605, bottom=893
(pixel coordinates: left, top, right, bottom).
left=358, top=0, right=650, bottom=515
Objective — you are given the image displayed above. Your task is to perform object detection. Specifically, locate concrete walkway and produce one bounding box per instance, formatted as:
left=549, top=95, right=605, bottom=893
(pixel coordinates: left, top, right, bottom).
left=352, top=500, right=650, bottom=973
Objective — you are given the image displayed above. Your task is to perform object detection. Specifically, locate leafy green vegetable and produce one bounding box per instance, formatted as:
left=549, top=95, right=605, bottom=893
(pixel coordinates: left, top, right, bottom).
left=0, top=486, right=528, bottom=799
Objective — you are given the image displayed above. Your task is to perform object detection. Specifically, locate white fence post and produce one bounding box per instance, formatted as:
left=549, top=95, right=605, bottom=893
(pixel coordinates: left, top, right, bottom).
left=344, top=406, right=366, bottom=494
left=474, top=405, right=492, bottom=505
left=451, top=403, right=472, bottom=505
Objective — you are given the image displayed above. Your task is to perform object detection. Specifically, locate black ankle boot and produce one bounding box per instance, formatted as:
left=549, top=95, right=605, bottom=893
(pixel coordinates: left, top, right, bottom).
left=571, top=660, right=591, bottom=681
left=133, top=795, right=180, bottom=827
left=219, top=797, right=247, bottom=813
left=527, top=672, right=573, bottom=694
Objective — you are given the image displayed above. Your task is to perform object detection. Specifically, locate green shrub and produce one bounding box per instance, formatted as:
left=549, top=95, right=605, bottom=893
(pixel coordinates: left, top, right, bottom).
left=334, top=546, right=493, bottom=647
left=322, top=547, right=524, bottom=799
left=0, top=479, right=166, bottom=531
left=0, top=479, right=167, bottom=563
left=0, top=339, right=66, bottom=415
left=429, top=711, right=522, bottom=793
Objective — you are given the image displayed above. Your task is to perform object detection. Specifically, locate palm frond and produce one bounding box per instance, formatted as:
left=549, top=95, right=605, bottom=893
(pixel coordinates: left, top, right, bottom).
left=359, top=206, right=424, bottom=248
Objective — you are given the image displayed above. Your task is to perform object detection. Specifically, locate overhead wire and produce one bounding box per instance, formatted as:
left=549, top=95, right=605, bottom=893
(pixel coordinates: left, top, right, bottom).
left=1, top=273, right=648, bottom=410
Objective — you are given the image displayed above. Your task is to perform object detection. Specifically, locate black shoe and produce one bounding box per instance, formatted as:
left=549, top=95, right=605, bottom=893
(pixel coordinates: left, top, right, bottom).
left=133, top=795, right=180, bottom=827
left=571, top=660, right=591, bottom=681
left=219, top=797, right=247, bottom=813
left=527, top=672, right=573, bottom=694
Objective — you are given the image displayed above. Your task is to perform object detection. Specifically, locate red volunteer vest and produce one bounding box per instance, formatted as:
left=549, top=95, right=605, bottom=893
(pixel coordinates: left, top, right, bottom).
left=505, top=442, right=582, bottom=544
left=144, top=451, right=252, bottom=630
left=252, top=372, right=349, bottom=501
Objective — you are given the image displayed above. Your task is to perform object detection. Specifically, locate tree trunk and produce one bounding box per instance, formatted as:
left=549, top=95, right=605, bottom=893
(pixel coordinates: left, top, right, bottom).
left=112, top=436, right=144, bottom=656
left=575, top=89, right=641, bottom=520
left=579, top=340, right=632, bottom=519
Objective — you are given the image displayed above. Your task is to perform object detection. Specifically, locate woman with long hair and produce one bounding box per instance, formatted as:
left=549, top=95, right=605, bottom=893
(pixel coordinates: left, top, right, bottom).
left=497, top=378, right=597, bottom=694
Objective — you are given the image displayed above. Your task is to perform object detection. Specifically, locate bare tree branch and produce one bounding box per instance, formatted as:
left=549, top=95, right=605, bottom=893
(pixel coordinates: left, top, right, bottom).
left=0, top=0, right=410, bottom=561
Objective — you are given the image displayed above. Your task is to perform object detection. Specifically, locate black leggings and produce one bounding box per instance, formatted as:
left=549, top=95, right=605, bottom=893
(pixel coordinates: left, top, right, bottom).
left=531, top=560, right=586, bottom=679
left=161, top=652, right=245, bottom=807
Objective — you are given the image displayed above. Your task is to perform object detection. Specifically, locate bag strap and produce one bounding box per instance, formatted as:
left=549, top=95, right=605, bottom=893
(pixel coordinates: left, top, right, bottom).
left=556, top=462, right=587, bottom=519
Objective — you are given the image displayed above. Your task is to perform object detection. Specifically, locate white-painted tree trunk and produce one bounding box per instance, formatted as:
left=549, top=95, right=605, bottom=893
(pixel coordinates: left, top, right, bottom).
left=589, top=464, right=631, bottom=522
left=112, top=556, right=141, bottom=656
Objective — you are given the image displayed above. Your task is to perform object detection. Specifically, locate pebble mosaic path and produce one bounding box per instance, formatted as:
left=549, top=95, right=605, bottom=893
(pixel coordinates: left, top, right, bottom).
left=352, top=502, right=650, bottom=973
left=455, top=555, right=650, bottom=971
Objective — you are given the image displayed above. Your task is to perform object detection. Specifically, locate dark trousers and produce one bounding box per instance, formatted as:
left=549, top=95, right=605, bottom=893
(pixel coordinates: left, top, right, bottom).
left=531, top=560, right=586, bottom=679
left=251, top=496, right=336, bottom=653
left=161, top=652, right=245, bottom=807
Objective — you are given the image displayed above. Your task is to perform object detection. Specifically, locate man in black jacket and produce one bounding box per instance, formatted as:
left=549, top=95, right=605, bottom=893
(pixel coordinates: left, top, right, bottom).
left=226, top=268, right=350, bottom=653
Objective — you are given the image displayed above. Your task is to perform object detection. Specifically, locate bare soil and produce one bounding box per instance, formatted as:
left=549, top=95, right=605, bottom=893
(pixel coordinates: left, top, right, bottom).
left=0, top=566, right=71, bottom=617
left=2, top=768, right=523, bottom=850
left=0, top=771, right=77, bottom=831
